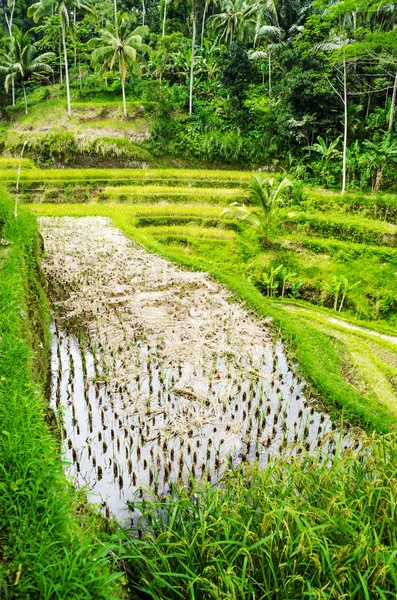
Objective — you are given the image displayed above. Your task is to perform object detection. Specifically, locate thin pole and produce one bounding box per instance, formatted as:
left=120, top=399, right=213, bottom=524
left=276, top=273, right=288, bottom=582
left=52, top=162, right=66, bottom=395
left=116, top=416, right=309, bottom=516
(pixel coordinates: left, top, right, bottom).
left=15, top=140, right=28, bottom=218
left=342, top=55, right=347, bottom=195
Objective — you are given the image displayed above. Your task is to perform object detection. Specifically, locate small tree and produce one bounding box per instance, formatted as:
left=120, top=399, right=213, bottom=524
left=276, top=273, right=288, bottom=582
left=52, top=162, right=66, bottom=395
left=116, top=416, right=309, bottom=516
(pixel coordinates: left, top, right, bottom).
left=0, top=28, right=54, bottom=115
left=222, top=176, right=292, bottom=245
left=91, top=16, right=150, bottom=118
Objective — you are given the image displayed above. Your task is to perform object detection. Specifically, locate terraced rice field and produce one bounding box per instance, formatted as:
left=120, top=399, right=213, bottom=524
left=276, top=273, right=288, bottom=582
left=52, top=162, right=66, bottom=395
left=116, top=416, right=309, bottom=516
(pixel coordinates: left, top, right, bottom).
left=43, top=216, right=359, bottom=519
left=5, top=163, right=396, bottom=516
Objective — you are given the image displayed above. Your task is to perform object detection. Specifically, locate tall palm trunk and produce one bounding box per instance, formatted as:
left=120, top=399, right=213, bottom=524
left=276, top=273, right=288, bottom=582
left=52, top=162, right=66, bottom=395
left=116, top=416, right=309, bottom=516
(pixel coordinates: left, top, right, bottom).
left=342, top=55, right=347, bottom=195
left=189, top=0, right=196, bottom=115
left=114, top=0, right=117, bottom=22
left=121, top=70, right=127, bottom=118
left=11, top=80, right=15, bottom=106
left=142, top=0, right=146, bottom=25
left=388, top=70, right=397, bottom=132
left=162, top=0, right=167, bottom=36
left=61, top=18, right=72, bottom=116
left=268, top=49, right=272, bottom=107
left=23, top=84, right=28, bottom=115
left=201, top=0, right=209, bottom=46
left=73, top=9, right=77, bottom=67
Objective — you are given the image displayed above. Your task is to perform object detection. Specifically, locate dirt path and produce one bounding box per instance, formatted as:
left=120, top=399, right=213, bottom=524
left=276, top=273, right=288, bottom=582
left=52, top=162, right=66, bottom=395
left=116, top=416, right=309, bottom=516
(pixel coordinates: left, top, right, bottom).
left=40, top=217, right=356, bottom=518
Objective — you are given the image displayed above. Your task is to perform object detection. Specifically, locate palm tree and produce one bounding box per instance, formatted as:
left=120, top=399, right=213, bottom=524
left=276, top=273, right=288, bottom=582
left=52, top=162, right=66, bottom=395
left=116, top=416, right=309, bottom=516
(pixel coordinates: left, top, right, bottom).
left=91, top=16, right=150, bottom=118
left=253, top=24, right=282, bottom=106
left=28, top=0, right=92, bottom=117
left=209, top=0, right=256, bottom=46
left=222, top=176, right=292, bottom=245
left=0, top=28, right=54, bottom=115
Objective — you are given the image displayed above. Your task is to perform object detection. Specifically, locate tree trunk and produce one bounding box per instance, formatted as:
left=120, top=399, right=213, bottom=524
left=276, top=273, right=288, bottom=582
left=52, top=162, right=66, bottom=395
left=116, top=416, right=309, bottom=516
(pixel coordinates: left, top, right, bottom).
left=333, top=292, right=339, bottom=311
left=201, top=0, right=209, bottom=46
left=268, top=49, right=272, bottom=107
left=121, top=75, right=127, bottom=118
left=61, top=19, right=72, bottom=116
left=338, top=293, right=346, bottom=312
left=59, top=47, right=63, bottom=85
left=73, top=9, right=77, bottom=67
left=114, top=0, right=117, bottom=22
left=341, top=56, right=347, bottom=195
left=388, top=70, right=397, bottom=131
left=189, top=0, right=196, bottom=115
left=162, top=0, right=167, bottom=36
left=142, top=0, right=146, bottom=25
left=5, top=0, right=15, bottom=36
left=23, top=85, right=28, bottom=115
left=373, top=164, right=384, bottom=194
left=11, top=80, right=15, bottom=106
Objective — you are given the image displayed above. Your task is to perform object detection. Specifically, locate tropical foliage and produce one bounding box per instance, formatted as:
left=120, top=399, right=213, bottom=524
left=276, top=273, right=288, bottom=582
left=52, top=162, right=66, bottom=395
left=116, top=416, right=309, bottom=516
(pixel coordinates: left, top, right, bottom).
left=0, top=0, right=397, bottom=189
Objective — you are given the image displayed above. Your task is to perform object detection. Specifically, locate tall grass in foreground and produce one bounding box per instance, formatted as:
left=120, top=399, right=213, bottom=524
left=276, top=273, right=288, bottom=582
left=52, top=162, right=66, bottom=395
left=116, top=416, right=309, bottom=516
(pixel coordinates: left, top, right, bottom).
left=0, top=190, right=121, bottom=598
left=124, top=435, right=397, bottom=599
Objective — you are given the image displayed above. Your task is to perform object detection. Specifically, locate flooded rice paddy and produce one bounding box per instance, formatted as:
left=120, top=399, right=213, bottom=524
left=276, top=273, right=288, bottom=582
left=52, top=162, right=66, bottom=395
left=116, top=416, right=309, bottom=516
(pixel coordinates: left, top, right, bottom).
left=41, top=217, right=359, bottom=520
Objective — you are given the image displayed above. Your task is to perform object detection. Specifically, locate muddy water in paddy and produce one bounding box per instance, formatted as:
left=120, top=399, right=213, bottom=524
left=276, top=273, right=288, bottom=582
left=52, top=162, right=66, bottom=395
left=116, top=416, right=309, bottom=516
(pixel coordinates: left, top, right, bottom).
left=41, top=217, right=358, bottom=520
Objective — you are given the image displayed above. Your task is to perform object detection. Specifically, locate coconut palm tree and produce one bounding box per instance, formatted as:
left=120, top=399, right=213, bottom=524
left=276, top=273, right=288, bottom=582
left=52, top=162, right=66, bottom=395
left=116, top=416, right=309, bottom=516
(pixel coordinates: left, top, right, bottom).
left=91, top=16, right=150, bottom=118
left=209, top=0, right=257, bottom=46
left=222, top=176, right=292, bottom=245
left=0, top=27, right=54, bottom=115
left=28, top=0, right=92, bottom=117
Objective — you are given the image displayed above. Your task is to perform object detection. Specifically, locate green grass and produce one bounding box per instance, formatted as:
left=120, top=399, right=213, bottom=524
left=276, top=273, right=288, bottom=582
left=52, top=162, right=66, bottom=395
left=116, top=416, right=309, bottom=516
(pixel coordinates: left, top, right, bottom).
left=122, top=435, right=397, bottom=599
left=1, top=167, right=256, bottom=186
left=284, top=210, right=397, bottom=246
left=144, top=224, right=237, bottom=240
left=305, top=188, right=397, bottom=222
left=0, top=157, right=36, bottom=169
left=9, top=96, right=147, bottom=129
left=98, top=184, right=246, bottom=204
left=0, top=190, right=122, bottom=598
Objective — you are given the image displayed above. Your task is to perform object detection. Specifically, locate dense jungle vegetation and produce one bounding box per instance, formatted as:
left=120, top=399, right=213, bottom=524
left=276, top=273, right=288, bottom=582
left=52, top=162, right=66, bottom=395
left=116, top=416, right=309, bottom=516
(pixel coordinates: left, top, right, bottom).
left=0, top=0, right=396, bottom=191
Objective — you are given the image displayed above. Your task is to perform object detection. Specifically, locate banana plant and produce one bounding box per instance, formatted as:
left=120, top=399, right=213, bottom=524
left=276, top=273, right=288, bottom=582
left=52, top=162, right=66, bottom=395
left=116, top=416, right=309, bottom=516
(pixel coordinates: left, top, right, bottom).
left=338, top=278, right=361, bottom=312
left=262, top=264, right=283, bottom=297
left=328, top=276, right=361, bottom=312
left=280, top=267, right=297, bottom=298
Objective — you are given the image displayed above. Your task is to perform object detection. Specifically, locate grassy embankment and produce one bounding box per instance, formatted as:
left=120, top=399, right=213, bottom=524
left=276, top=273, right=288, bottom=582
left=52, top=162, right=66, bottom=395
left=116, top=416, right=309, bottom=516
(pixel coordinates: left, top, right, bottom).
left=0, top=188, right=122, bottom=599
left=24, top=163, right=397, bottom=434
